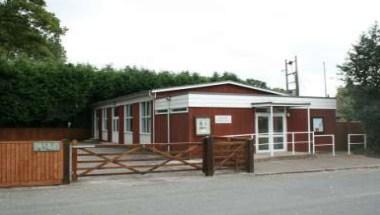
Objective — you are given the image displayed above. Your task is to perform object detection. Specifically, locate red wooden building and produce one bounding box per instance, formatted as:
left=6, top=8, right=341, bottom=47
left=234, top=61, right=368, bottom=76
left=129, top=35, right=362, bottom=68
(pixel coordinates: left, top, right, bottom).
left=92, top=81, right=336, bottom=155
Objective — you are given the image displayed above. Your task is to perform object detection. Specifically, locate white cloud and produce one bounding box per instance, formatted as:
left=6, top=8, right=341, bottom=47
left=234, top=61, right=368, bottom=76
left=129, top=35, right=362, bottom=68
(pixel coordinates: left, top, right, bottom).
left=47, top=0, right=380, bottom=96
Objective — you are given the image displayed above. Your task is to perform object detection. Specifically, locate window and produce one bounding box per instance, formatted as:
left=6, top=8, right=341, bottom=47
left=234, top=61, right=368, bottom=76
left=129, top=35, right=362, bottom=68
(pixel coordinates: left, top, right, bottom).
left=112, top=107, right=119, bottom=132
left=155, top=109, right=168, bottom=114
left=256, top=108, right=268, bottom=113
left=170, top=107, right=188, bottom=113
left=102, top=108, right=108, bottom=130
left=155, top=107, right=188, bottom=115
left=312, top=117, right=324, bottom=133
left=140, top=102, right=152, bottom=133
left=256, top=107, right=285, bottom=113
left=124, top=105, right=133, bottom=132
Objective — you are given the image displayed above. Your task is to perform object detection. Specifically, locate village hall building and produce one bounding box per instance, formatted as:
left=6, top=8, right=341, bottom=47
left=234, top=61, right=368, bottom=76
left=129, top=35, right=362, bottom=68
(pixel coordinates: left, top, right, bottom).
left=92, top=81, right=336, bottom=154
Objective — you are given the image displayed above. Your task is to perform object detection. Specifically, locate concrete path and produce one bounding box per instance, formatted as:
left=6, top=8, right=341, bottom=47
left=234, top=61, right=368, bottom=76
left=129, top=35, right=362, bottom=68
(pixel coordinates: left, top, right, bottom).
left=255, top=153, right=380, bottom=175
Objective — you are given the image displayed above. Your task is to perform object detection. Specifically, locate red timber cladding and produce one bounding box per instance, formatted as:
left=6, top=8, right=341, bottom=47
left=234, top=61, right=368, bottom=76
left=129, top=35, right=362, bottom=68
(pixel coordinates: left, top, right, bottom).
left=107, top=107, right=112, bottom=142
left=287, top=109, right=336, bottom=152
left=97, top=109, right=102, bottom=140
left=154, top=113, right=189, bottom=153
left=132, top=103, right=140, bottom=144
left=170, top=113, right=190, bottom=142
left=154, top=114, right=167, bottom=143
left=117, top=105, right=124, bottom=144
left=188, top=107, right=255, bottom=142
left=156, top=84, right=275, bottom=98
left=154, top=113, right=189, bottom=143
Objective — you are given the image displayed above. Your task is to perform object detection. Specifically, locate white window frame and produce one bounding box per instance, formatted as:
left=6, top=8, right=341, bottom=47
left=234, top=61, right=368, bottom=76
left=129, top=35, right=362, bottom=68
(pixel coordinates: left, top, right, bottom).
left=102, top=108, right=108, bottom=131
left=124, top=105, right=133, bottom=132
left=140, top=101, right=152, bottom=134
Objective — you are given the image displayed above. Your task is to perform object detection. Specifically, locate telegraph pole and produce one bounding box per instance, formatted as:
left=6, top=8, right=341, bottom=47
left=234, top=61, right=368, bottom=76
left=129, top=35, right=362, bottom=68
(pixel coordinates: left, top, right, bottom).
left=284, top=56, right=300, bottom=96
left=285, top=60, right=289, bottom=92
left=294, top=56, right=300, bottom=96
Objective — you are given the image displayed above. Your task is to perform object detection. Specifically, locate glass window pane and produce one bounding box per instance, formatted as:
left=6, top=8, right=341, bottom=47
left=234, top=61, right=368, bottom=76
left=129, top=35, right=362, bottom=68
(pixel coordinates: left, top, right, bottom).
left=258, top=116, right=269, bottom=133
left=273, top=137, right=284, bottom=149
left=273, top=116, right=283, bottom=133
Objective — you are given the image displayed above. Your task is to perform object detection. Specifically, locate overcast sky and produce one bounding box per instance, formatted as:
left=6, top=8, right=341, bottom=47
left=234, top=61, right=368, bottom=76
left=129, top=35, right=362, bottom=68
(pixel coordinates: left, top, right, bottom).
left=46, top=0, right=380, bottom=96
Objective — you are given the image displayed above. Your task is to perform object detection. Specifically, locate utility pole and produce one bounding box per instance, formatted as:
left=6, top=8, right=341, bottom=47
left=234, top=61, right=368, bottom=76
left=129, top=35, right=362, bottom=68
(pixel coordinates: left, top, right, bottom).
left=323, top=61, right=328, bottom=97
left=284, top=56, right=300, bottom=96
left=285, top=60, right=289, bottom=92
left=294, top=56, right=300, bottom=96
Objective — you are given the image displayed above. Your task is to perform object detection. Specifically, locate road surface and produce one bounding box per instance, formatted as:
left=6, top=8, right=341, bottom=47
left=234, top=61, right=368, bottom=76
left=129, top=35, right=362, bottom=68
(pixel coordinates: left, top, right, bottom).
left=1, top=169, right=380, bottom=215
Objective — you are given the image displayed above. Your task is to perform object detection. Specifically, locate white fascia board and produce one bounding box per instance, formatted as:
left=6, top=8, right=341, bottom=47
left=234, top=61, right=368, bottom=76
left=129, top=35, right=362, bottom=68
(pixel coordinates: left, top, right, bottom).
left=188, top=93, right=336, bottom=109
left=155, top=94, right=189, bottom=110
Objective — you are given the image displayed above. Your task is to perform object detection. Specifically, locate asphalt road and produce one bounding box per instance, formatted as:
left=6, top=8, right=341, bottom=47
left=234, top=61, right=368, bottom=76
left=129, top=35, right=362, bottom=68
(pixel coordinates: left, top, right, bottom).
left=1, top=169, right=380, bottom=215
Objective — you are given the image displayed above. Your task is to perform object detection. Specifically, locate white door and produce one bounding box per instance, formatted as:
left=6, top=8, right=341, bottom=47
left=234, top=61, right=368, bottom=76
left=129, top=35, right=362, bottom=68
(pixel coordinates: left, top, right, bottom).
left=256, top=114, right=270, bottom=152
left=272, top=115, right=287, bottom=152
left=255, top=113, right=287, bottom=153
left=112, top=108, right=119, bottom=144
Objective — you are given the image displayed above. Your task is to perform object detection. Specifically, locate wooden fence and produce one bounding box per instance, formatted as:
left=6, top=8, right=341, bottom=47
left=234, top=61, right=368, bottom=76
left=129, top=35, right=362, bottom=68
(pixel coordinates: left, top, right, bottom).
left=336, top=122, right=364, bottom=150
left=0, top=141, right=70, bottom=187
left=0, top=128, right=91, bottom=141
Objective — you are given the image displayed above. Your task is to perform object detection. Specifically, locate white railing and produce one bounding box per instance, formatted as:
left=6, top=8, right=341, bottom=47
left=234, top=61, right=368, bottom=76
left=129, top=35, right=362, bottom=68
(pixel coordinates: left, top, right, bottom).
left=313, top=134, right=335, bottom=156
left=221, top=131, right=314, bottom=157
left=347, top=134, right=367, bottom=155
left=222, top=131, right=336, bottom=157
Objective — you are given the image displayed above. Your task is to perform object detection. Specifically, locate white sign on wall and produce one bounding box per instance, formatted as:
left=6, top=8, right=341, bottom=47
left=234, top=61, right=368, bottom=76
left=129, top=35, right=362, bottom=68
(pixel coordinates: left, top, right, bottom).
left=33, top=141, right=61, bottom=152
left=195, top=117, right=211, bottom=136
left=215, top=115, right=232, bottom=124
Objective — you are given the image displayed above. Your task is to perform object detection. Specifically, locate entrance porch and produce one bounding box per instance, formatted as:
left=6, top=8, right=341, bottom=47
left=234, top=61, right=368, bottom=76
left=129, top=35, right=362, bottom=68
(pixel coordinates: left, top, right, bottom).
left=252, top=102, right=312, bottom=156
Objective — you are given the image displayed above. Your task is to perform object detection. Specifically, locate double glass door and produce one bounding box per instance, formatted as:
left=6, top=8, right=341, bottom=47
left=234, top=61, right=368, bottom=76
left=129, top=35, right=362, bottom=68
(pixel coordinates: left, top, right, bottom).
left=256, top=113, right=287, bottom=153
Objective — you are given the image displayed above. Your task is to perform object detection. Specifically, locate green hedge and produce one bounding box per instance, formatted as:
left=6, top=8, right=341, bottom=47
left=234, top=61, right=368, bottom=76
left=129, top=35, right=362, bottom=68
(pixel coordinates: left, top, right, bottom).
left=0, top=59, right=271, bottom=128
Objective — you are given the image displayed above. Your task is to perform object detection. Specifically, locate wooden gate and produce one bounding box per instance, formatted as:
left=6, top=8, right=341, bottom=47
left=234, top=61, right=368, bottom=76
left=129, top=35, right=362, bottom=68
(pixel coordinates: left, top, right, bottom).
left=71, top=138, right=254, bottom=179
left=72, top=143, right=203, bottom=178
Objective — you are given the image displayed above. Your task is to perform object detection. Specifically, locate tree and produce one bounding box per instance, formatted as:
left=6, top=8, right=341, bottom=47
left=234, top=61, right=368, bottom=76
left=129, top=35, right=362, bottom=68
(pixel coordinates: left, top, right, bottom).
left=338, top=22, right=380, bottom=151
left=0, top=0, right=66, bottom=61
left=335, top=87, right=355, bottom=121
left=245, top=78, right=267, bottom=89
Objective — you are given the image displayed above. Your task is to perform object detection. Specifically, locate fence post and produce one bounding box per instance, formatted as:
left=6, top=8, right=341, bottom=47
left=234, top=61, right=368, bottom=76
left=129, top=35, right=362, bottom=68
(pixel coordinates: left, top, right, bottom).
left=332, top=135, right=336, bottom=156
left=291, top=132, right=295, bottom=155
left=312, top=132, right=315, bottom=155
left=246, top=139, right=254, bottom=173
left=71, top=140, right=78, bottom=181
left=63, top=140, right=72, bottom=184
left=202, top=136, right=214, bottom=176
left=347, top=134, right=351, bottom=155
